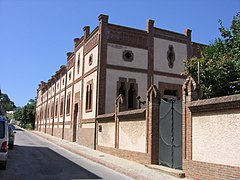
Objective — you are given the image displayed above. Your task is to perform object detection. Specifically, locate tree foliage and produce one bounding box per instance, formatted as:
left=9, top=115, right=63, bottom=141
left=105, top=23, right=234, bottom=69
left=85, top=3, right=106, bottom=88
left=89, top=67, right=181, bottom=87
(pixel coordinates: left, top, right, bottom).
left=184, top=12, right=240, bottom=98
left=0, top=93, right=16, bottom=115
left=14, top=99, right=36, bottom=129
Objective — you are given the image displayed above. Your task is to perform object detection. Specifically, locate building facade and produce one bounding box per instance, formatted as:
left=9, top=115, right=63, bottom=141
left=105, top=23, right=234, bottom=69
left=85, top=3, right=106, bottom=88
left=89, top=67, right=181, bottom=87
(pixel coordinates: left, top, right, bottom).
left=35, top=14, right=202, bottom=149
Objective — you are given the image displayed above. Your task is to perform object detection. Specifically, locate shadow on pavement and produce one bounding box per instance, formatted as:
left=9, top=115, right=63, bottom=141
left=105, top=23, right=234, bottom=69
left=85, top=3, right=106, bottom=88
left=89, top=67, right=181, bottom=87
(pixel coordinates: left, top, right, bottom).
left=0, top=145, right=102, bottom=179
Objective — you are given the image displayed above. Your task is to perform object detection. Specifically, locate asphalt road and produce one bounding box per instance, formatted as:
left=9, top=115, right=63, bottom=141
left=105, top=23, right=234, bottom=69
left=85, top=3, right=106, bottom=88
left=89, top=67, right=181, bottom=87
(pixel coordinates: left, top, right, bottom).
left=0, top=127, right=132, bottom=180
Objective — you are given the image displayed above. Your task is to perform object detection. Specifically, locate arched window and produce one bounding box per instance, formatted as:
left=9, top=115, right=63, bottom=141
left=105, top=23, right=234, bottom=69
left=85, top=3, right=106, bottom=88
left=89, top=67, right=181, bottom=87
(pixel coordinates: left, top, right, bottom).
left=128, top=83, right=135, bottom=109
left=86, top=80, right=93, bottom=111
left=77, top=54, right=80, bottom=74
left=119, top=82, right=126, bottom=97
left=89, top=54, right=93, bottom=66
left=66, top=93, right=71, bottom=115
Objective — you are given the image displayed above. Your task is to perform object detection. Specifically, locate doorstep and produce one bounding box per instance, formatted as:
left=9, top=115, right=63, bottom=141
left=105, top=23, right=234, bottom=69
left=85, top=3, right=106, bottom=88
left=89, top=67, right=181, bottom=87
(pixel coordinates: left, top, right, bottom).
left=145, top=164, right=185, bottom=178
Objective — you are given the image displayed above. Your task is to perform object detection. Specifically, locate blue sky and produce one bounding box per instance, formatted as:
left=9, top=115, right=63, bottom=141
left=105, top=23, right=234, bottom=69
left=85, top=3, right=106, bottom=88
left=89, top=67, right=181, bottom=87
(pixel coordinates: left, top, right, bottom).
left=0, top=0, right=239, bottom=107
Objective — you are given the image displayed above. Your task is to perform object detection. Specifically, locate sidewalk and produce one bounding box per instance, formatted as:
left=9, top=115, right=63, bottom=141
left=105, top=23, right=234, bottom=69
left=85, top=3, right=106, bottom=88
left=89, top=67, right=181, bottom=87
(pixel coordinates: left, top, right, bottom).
left=31, top=130, right=183, bottom=180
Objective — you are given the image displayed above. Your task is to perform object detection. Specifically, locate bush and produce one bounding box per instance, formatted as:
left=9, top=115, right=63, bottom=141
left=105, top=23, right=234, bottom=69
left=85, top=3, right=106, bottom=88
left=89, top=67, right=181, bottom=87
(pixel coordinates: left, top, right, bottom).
left=25, top=123, right=33, bottom=130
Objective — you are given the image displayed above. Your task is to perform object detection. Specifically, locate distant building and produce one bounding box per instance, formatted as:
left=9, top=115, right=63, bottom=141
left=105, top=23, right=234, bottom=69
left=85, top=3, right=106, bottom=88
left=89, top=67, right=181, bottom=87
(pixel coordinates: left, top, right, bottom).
left=35, top=14, right=203, bottom=148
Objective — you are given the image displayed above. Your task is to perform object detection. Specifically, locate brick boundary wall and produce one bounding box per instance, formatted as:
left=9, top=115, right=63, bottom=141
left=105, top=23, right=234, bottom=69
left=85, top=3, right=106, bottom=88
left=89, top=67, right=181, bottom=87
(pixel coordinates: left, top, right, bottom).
left=96, top=85, right=160, bottom=164
left=182, top=76, right=240, bottom=180
left=97, top=145, right=151, bottom=164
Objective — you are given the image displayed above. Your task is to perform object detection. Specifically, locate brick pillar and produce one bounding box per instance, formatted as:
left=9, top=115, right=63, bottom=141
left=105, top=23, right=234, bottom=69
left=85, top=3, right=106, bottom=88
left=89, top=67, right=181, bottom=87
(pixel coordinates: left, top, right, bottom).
left=146, top=19, right=154, bottom=88
left=114, top=94, right=123, bottom=149
left=83, top=26, right=90, bottom=39
left=182, top=76, right=199, bottom=169
left=146, top=85, right=161, bottom=164
left=184, top=29, right=192, bottom=59
left=97, top=14, right=109, bottom=115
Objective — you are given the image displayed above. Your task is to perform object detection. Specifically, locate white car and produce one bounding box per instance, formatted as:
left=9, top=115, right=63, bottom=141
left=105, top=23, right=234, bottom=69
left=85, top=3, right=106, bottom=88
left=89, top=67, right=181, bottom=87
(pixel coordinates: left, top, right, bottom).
left=0, top=116, right=8, bottom=169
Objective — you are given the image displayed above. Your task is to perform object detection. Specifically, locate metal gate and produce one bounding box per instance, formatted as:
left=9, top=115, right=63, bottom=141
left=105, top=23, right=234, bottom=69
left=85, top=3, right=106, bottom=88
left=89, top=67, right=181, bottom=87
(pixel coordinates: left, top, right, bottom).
left=159, top=99, right=182, bottom=169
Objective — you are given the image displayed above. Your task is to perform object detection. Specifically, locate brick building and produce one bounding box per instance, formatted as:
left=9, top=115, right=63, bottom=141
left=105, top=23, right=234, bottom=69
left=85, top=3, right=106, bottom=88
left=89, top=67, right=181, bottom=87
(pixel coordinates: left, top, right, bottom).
left=35, top=14, right=202, bottom=150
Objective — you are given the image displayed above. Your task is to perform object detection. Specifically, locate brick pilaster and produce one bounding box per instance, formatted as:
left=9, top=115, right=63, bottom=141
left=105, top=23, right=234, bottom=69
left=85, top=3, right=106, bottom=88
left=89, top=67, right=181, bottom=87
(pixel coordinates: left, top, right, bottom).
left=146, top=85, right=161, bottom=164
left=114, top=94, right=123, bottom=148
left=97, top=14, right=109, bottom=115
left=184, top=29, right=192, bottom=59
left=146, top=19, right=154, bottom=88
left=83, top=26, right=90, bottom=39
left=182, top=76, right=199, bottom=164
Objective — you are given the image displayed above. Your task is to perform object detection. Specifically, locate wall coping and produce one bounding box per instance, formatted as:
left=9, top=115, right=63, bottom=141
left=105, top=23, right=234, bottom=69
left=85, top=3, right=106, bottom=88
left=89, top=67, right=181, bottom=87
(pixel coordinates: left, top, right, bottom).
left=96, top=109, right=146, bottom=122
left=97, top=113, right=115, bottom=121
left=188, top=93, right=240, bottom=112
left=118, top=109, right=146, bottom=121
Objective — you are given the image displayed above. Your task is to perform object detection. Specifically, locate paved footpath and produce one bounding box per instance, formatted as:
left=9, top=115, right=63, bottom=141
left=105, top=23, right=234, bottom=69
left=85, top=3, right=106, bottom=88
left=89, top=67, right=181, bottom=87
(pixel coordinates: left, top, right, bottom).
left=32, top=130, right=182, bottom=180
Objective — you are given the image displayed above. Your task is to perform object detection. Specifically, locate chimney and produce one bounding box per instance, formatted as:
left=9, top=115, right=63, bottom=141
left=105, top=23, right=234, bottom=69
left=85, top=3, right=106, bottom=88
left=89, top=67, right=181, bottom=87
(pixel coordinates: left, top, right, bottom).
left=146, top=19, right=154, bottom=33
left=83, top=26, right=90, bottom=39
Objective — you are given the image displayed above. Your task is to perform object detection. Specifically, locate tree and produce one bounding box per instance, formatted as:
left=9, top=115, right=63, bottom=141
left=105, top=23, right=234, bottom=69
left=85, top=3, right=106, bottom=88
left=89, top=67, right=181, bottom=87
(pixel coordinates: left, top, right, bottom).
left=14, top=99, right=36, bottom=129
left=0, top=93, right=16, bottom=115
left=184, top=12, right=240, bottom=98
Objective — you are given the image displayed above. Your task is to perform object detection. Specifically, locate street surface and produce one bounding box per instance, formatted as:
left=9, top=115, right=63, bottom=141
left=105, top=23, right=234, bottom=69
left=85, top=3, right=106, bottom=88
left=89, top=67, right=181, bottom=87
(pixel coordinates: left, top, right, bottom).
left=0, top=127, right=132, bottom=180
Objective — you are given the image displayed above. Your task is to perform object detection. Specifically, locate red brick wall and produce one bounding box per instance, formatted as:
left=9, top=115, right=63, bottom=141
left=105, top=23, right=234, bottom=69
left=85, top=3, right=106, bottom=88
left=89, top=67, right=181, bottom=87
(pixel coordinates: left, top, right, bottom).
left=97, top=145, right=151, bottom=164
left=96, top=85, right=160, bottom=165
left=184, top=160, right=240, bottom=180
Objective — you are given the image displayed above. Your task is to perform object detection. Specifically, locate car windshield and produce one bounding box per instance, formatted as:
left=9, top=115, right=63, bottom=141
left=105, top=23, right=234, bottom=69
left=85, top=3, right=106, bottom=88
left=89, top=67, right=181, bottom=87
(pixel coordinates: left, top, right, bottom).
left=0, top=121, right=5, bottom=138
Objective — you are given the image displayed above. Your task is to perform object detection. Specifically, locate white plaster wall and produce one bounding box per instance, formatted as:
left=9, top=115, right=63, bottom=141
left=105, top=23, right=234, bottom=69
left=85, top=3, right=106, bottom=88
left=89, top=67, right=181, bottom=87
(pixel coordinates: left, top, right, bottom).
left=64, top=125, right=71, bottom=128
left=82, top=123, right=95, bottom=129
left=107, top=43, right=148, bottom=69
left=154, top=38, right=187, bottom=74
left=84, top=46, right=98, bottom=73
left=74, top=81, right=81, bottom=99
left=154, top=75, right=184, bottom=86
left=98, top=122, right=115, bottom=148
left=119, top=120, right=146, bottom=152
left=48, top=87, right=51, bottom=98
left=105, top=69, right=148, bottom=114
left=60, top=74, right=66, bottom=91
left=67, top=68, right=73, bottom=86
left=56, top=79, right=60, bottom=94
left=51, top=84, right=55, bottom=97
left=192, top=111, right=240, bottom=167
left=82, top=71, right=97, bottom=119
left=75, top=47, right=84, bottom=80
